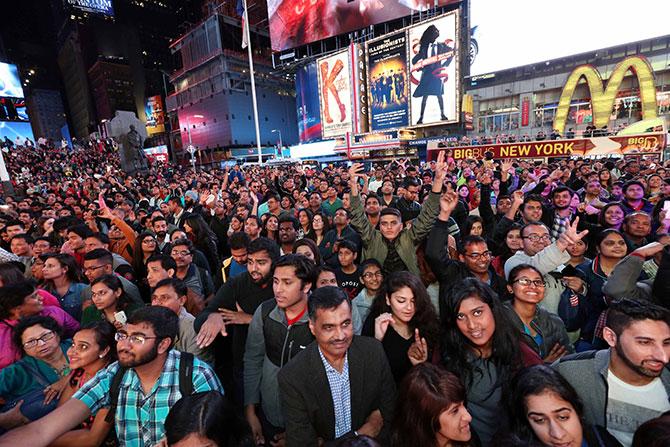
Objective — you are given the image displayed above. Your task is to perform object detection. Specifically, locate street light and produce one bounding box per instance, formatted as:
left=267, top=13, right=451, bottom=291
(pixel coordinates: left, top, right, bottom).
left=185, top=114, right=204, bottom=172
left=271, top=129, right=283, bottom=157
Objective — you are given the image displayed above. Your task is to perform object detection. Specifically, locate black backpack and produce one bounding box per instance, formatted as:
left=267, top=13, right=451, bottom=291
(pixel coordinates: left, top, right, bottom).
left=104, top=352, right=194, bottom=423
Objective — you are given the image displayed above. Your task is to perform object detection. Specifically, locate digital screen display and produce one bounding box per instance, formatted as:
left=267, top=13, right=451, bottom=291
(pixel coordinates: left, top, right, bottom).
left=407, top=12, right=459, bottom=126
left=268, top=0, right=459, bottom=52
left=0, top=63, right=24, bottom=99
left=0, top=98, right=29, bottom=122
left=65, top=0, right=115, bottom=16
left=0, top=122, right=35, bottom=143
left=145, top=95, right=165, bottom=136
left=295, top=63, right=322, bottom=143
left=470, top=0, right=670, bottom=76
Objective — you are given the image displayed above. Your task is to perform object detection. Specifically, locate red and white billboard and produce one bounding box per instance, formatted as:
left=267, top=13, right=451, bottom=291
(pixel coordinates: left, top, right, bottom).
left=269, top=0, right=459, bottom=52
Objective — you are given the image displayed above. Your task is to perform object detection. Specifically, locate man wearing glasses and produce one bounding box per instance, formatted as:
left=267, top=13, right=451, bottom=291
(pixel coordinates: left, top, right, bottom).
left=170, top=238, right=215, bottom=305
left=504, top=220, right=588, bottom=315
left=80, top=249, right=143, bottom=307
left=0, top=306, right=222, bottom=446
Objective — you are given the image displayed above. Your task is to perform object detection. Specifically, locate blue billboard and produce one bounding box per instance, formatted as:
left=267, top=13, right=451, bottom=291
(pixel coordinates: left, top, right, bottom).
left=295, top=63, right=322, bottom=143
left=0, top=63, right=24, bottom=99
left=66, top=0, right=115, bottom=16
left=0, top=122, right=35, bottom=143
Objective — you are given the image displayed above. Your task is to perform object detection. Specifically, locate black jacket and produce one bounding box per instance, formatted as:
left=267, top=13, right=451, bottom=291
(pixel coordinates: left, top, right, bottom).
left=278, top=336, right=396, bottom=446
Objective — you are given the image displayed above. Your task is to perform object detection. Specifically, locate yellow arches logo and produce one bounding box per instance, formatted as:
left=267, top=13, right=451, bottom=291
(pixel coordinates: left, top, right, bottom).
left=553, top=56, right=658, bottom=134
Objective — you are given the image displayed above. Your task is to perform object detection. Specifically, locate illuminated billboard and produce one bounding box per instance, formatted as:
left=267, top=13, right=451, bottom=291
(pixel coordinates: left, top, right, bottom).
left=0, top=98, right=29, bottom=122
left=296, top=63, right=322, bottom=143
left=407, top=12, right=459, bottom=126
left=367, top=31, right=409, bottom=131
left=65, top=0, right=115, bottom=16
left=269, top=0, right=459, bottom=52
left=145, top=95, right=165, bottom=136
left=0, top=63, right=24, bottom=99
left=317, top=50, right=353, bottom=138
left=0, top=122, right=35, bottom=143
left=470, top=0, right=670, bottom=76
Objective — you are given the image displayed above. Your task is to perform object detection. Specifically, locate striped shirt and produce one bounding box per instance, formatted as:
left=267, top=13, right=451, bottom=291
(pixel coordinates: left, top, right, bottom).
left=318, top=347, right=351, bottom=438
left=74, top=349, right=223, bottom=447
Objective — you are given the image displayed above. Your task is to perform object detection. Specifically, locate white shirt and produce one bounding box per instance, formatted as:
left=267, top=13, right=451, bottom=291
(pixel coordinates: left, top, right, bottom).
left=606, top=369, right=670, bottom=446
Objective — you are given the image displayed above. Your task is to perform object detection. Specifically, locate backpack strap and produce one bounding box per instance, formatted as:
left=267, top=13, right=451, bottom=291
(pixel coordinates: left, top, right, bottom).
left=178, top=352, right=194, bottom=397
left=104, top=366, right=128, bottom=423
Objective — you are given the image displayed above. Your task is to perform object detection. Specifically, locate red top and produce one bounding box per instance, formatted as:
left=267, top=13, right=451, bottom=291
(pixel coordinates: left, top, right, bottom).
left=286, top=305, right=307, bottom=326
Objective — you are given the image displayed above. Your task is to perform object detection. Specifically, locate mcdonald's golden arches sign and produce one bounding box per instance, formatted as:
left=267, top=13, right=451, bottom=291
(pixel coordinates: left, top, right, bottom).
left=553, top=55, right=658, bottom=134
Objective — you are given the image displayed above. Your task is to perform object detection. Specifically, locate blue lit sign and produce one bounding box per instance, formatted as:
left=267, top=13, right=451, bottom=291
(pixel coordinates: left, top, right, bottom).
left=66, top=0, right=115, bottom=16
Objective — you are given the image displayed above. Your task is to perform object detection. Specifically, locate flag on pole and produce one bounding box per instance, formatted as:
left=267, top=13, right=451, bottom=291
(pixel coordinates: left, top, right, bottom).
left=236, top=0, right=248, bottom=49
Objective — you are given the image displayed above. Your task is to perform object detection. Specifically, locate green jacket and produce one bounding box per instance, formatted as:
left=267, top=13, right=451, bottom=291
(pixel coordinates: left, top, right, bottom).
left=349, top=192, right=441, bottom=276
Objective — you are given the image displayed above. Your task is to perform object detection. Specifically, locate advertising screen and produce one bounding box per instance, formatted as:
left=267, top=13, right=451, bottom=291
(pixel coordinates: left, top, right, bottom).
left=407, top=12, right=459, bottom=126
left=65, top=0, right=115, bottom=16
left=268, top=0, right=459, bottom=52
left=367, top=31, right=409, bottom=131
left=144, top=145, right=169, bottom=163
left=0, top=122, right=35, bottom=143
left=296, top=63, right=322, bottom=143
left=145, top=95, right=165, bottom=136
left=0, top=98, right=29, bottom=122
left=317, top=50, right=353, bottom=138
left=469, top=0, right=670, bottom=76
left=0, top=63, right=24, bottom=99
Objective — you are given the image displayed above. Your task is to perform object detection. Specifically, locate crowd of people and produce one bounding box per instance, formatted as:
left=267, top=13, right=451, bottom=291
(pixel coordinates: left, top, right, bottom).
left=0, top=138, right=667, bottom=447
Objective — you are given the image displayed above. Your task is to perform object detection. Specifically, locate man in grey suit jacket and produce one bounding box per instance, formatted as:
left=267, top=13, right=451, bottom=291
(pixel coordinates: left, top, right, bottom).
left=278, top=286, right=396, bottom=446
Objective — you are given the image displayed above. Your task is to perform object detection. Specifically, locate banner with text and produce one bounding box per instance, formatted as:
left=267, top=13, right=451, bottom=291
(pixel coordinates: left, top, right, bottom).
left=428, top=133, right=666, bottom=160
left=317, top=50, right=353, bottom=138
left=367, top=32, right=409, bottom=131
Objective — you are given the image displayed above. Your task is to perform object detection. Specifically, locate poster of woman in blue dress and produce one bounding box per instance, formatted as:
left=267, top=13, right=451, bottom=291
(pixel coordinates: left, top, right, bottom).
left=408, top=13, right=459, bottom=126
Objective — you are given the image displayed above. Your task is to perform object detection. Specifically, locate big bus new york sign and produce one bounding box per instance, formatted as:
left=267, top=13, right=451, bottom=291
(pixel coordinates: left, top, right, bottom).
left=553, top=55, right=658, bottom=134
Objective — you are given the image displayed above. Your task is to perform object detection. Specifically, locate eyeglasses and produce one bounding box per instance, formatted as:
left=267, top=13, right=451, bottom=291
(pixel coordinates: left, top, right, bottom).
left=151, top=294, right=179, bottom=305
left=362, top=271, right=383, bottom=280
left=513, top=278, right=546, bottom=287
left=522, top=234, right=552, bottom=243
left=115, top=332, right=159, bottom=345
left=23, top=331, right=56, bottom=349
left=464, top=251, right=492, bottom=260
left=171, top=250, right=192, bottom=257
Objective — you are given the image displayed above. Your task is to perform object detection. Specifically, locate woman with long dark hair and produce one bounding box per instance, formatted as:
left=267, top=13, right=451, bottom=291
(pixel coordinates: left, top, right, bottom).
left=504, top=264, right=573, bottom=362
left=392, top=363, right=476, bottom=447
left=502, top=365, right=620, bottom=446
left=491, top=224, right=523, bottom=278
left=261, top=214, right=279, bottom=242
left=297, top=208, right=313, bottom=240
left=42, top=254, right=86, bottom=321
left=306, top=211, right=331, bottom=252
left=184, top=214, right=221, bottom=285
left=292, top=238, right=322, bottom=265
left=131, top=232, right=158, bottom=283
left=80, top=274, right=143, bottom=328
left=50, top=321, right=117, bottom=447
left=440, top=278, right=541, bottom=445
left=362, top=271, right=440, bottom=383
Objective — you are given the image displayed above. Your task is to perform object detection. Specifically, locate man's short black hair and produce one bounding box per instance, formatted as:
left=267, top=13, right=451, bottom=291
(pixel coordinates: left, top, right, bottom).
left=364, top=194, right=380, bottom=206
left=67, top=224, right=93, bottom=239
left=153, top=277, right=188, bottom=297
left=333, top=207, right=350, bottom=219
left=403, top=178, right=420, bottom=188
left=146, top=253, right=177, bottom=272
left=171, top=237, right=194, bottom=252
left=168, top=196, right=183, bottom=207
left=458, top=235, right=487, bottom=254
left=622, top=180, right=645, bottom=194
left=338, top=239, right=358, bottom=254
left=520, top=221, right=548, bottom=238
left=308, top=286, right=350, bottom=321
left=0, top=281, right=35, bottom=320
left=606, top=299, right=670, bottom=336
left=127, top=306, right=179, bottom=347
left=229, top=231, right=250, bottom=250
left=152, top=216, right=168, bottom=225
left=278, top=215, right=300, bottom=231
left=247, top=237, right=280, bottom=261
left=4, top=220, right=24, bottom=229
left=86, top=232, right=109, bottom=245
left=10, top=234, right=33, bottom=244
left=552, top=186, right=573, bottom=198
left=272, top=254, right=316, bottom=287
left=83, top=248, right=113, bottom=264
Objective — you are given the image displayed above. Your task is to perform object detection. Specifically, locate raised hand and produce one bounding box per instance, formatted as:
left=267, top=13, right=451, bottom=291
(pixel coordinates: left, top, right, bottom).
left=407, top=328, right=428, bottom=365
left=374, top=313, right=394, bottom=341
left=439, top=191, right=459, bottom=217
left=557, top=217, right=589, bottom=250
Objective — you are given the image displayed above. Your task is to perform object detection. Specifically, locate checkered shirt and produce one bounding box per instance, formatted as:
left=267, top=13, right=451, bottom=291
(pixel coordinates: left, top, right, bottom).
left=74, top=349, right=223, bottom=447
left=318, top=347, right=352, bottom=438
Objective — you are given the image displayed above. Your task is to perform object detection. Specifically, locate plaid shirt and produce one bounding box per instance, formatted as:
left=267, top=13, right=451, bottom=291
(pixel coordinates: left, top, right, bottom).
left=74, top=349, right=223, bottom=447
left=318, top=347, right=351, bottom=438
left=551, top=212, right=572, bottom=242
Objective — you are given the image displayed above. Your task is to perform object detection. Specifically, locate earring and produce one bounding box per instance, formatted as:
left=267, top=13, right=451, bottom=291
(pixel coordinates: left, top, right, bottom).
left=99, top=354, right=105, bottom=359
